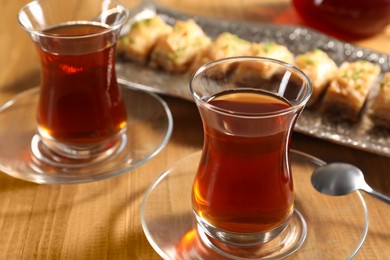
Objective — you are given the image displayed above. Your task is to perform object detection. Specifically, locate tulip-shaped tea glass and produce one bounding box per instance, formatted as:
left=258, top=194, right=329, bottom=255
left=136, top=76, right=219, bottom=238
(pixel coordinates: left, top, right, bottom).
left=190, top=57, right=312, bottom=256
left=18, top=0, right=129, bottom=163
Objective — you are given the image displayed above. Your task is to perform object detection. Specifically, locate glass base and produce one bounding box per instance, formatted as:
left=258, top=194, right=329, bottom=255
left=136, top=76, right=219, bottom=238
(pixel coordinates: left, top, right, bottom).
left=194, top=211, right=295, bottom=247
left=0, top=85, right=173, bottom=184
left=141, top=150, right=369, bottom=259
left=196, top=209, right=306, bottom=259
left=36, top=126, right=126, bottom=161
left=30, top=133, right=127, bottom=168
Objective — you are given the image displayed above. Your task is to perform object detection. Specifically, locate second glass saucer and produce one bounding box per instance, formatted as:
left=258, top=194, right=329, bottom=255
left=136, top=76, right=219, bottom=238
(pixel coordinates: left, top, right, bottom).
left=0, top=84, right=173, bottom=184
left=141, top=150, right=368, bottom=259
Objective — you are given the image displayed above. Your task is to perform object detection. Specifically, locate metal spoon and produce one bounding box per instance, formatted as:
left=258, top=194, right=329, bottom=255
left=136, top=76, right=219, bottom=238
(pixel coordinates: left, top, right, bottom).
left=312, top=163, right=390, bottom=204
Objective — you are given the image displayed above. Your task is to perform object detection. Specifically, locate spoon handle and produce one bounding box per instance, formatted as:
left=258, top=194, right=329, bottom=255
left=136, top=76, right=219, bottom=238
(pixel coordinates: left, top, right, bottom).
left=364, top=188, right=390, bottom=205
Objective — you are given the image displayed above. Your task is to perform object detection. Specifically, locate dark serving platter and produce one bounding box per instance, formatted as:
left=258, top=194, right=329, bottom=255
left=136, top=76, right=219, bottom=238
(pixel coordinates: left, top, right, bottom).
left=117, top=3, right=390, bottom=157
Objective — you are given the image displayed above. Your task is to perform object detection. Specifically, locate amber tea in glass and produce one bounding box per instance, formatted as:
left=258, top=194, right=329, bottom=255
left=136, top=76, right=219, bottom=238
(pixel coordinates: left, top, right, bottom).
left=18, top=0, right=129, bottom=161
left=190, top=57, right=312, bottom=246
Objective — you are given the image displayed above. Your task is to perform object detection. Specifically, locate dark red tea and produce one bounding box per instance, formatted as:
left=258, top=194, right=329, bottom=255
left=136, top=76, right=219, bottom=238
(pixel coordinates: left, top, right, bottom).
left=36, top=23, right=127, bottom=145
left=292, top=0, right=390, bottom=39
left=192, top=89, right=295, bottom=233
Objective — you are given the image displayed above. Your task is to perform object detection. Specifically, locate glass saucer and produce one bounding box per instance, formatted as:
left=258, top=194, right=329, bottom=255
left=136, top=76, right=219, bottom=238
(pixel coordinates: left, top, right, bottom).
left=141, top=150, right=368, bottom=259
left=0, top=84, right=173, bottom=184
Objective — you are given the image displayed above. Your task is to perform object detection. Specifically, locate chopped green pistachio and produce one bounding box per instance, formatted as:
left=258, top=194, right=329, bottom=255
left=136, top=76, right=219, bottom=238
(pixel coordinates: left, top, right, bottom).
left=132, top=18, right=153, bottom=29
left=380, top=79, right=389, bottom=89
left=352, top=72, right=360, bottom=80
left=121, top=37, right=129, bottom=45
left=305, top=57, right=317, bottom=65
left=262, top=42, right=275, bottom=53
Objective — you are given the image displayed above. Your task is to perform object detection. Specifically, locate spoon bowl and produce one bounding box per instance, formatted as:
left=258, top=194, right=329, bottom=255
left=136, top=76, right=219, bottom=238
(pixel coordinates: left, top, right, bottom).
left=312, top=163, right=390, bottom=205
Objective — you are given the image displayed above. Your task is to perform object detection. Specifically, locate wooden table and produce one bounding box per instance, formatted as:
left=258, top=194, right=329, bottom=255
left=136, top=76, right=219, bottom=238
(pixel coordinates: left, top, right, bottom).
left=1, top=0, right=389, bottom=259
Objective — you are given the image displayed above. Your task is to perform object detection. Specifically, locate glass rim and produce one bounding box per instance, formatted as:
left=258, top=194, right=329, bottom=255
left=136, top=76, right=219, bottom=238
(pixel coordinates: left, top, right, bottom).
left=190, top=56, right=313, bottom=118
left=17, top=0, right=129, bottom=39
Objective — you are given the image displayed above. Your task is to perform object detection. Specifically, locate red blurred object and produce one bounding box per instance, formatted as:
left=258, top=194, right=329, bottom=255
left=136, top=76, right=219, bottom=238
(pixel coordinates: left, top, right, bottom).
left=290, top=0, right=390, bottom=40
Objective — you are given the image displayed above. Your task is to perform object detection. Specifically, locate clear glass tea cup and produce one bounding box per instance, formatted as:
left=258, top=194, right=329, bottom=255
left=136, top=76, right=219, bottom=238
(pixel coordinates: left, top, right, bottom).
left=18, top=0, right=129, bottom=162
left=190, top=57, right=312, bottom=247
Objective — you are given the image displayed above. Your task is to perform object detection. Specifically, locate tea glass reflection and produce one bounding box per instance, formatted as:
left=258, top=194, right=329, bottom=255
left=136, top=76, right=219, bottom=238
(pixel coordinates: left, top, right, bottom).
left=190, top=57, right=312, bottom=248
left=18, top=0, right=129, bottom=163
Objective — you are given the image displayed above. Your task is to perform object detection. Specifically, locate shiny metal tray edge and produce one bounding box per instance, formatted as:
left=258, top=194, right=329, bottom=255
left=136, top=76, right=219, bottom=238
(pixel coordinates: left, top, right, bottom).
left=117, top=4, right=390, bottom=157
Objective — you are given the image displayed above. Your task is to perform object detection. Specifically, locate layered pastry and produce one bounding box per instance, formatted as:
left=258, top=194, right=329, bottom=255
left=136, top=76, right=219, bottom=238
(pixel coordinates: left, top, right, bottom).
left=117, top=16, right=172, bottom=64
left=149, top=19, right=211, bottom=73
left=371, top=72, right=390, bottom=128
left=250, top=42, right=294, bottom=67
left=294, top=49, right=338, bottom=107
left=322, top=60, right=381, bottom=121
left=231, top=42, right=294, bottom=86
left=189, top=32, right=252, bottom=75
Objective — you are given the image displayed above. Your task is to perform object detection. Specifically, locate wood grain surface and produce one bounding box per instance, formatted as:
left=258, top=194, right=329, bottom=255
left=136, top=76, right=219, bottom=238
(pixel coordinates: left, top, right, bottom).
left=1, top=0, right=389, bottom=259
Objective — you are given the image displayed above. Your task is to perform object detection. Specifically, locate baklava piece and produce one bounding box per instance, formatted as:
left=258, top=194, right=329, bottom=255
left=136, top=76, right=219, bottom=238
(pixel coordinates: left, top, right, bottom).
left=189, top=32, right=252, bottom=75
left=149, top=19, right=211, bottom=73
left=251, top=42, right=294, bottom=66
left=231, top=42, right=294, bottom=85
left=371, top=72, right=390, bottom=128
left=322, top=60, right=381, bottom=121
left=294, top=49, right=338, bottom=107
left=117, top=16, right=172, bottom=64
